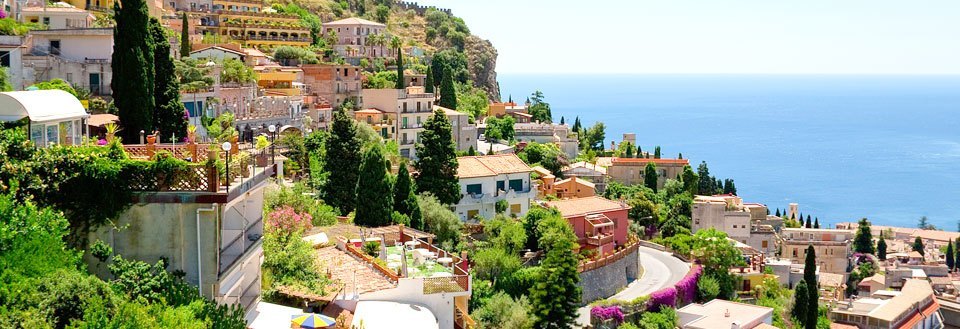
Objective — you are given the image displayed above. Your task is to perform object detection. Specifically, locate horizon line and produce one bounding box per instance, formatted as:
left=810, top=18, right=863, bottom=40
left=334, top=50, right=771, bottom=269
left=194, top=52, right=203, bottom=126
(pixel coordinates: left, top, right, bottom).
left=496, top=72, right=960, bottom=76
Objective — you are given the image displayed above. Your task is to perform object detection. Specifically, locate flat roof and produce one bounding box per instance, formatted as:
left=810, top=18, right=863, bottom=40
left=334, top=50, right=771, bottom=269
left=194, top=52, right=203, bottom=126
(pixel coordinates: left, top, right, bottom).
left=679, top=299, right=773, bottom=329
left=868, top=279, right=934, bottom=321
left=544, top=196, right=629, bottom=218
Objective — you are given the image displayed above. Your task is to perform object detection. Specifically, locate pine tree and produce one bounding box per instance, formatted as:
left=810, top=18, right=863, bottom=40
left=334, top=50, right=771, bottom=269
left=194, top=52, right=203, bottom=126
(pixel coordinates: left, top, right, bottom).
left=853, top=218, right=875, bottom=254
left=112, top=0, right=155, bottom=142
left=697, top=161, right=715, bottom=195
left=396, top=48, right=405, bottom=89
left=947, top=242, right=955, bottom=270
left=438, top=65, right=457, bottom=110
left=678, top=152, right=683, bottom=159
left=530, top=217, right=581, bottom=329
left=323, top=109, right=362, bottom=214
left=913, top=236, right=925, bottom=256
left=179, top=13, right=190, bottom=57
left=150, top=18, right=186, bottom=142
left=643, top=162, right=658, bottom=192
left=792, top=279, right=809, bottom=324
left=877, top=236, right=887, bottom=260
left=424, top=65, right=434, bottom=93
left=414, top=109, right=460, bottom=205
left=393, top=164, right=414, bottom=215
left=813, top=217, right=820, bottom=228
left=355, top=146, right=393, bottom=227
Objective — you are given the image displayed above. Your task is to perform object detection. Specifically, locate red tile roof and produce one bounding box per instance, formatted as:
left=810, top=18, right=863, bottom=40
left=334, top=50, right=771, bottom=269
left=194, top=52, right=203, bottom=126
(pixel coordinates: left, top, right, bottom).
left=457, top=154, right=533, bottom=178
left=610, top=157, right=690, bottom=165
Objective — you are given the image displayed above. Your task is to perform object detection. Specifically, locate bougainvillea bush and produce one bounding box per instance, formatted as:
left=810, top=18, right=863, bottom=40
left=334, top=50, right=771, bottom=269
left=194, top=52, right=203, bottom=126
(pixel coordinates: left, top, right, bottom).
left=266, top=205, right=313, bottom=234
left=675, top=264, right=702, bottom=305
left=590, top=305, right=625, bottom=325
left=648, top=286, right=678, bottom=311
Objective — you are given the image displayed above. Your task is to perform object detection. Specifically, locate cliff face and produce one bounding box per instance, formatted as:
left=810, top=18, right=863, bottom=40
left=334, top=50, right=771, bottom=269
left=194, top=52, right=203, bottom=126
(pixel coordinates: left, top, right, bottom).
left=464, top=35, right=501, bottom=102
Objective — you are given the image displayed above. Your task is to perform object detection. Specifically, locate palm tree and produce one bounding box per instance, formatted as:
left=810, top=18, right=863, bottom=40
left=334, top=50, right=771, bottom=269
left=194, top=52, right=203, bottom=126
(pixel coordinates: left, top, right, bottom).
left=390, top=36, right=401, bottom=57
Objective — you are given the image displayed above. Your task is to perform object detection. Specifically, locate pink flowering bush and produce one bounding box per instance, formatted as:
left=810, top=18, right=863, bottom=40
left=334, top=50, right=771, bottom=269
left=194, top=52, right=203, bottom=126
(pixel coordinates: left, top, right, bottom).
left=648, top=286, right=677, bottom=311
left=675, top=264, right=702, bottom=305
left=266, top=206, right=313, bottom=234
left=0, top=9, right=7, bottom=19
left=97, top=138, right=108, bottom=145
left=590, top=305, right=624, bottom=324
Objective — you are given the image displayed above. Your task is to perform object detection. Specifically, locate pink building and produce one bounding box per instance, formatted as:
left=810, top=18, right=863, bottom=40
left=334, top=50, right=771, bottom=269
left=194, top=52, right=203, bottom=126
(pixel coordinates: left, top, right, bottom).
left=544, top=196, right=631, bottom=255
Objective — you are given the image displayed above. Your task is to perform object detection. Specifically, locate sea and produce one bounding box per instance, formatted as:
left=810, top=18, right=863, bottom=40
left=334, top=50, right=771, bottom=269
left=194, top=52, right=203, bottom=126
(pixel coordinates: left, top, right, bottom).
left=499, top=74, right=960, bottom=229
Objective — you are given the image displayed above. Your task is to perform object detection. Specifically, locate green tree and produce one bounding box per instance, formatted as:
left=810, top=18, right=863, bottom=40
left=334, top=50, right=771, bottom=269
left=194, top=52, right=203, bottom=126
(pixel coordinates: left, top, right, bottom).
left=581, top=122, right=606, bottom=151
left=792, top=279, right=809, bottom=324
left=530, top=215, right=580, bottom=329
left=472, top=247, right=522, bottom=284
left=150, top=18, right=186, bottom=142
left=696, top=161, right=715, bottom=195
left=112, top=0, right=155, bottom=142
left=877, top=236, right=887, bottom=260
left=0, top=67, right=13, bottom=91
left=485, top=116, right=515, bottom=142
left=424, top=65, right=434, bottom=93
left=375, top=4, right=389, bottom=23
left=680, top=165, right=698, bottom=195
left=484, top=215, right=527, bottom=255
left=571, top=116, right=581, bottom=133
left=804, top=245, right=818, bottom=328
left=438, top=65, right=458, bottom=110
left=644, top=162, right=658, bottom=192
left=948, top=242, right=955, bottom=270
left=528, top=90, right=552, bottom=123
left=913, top=236, right=925, bottom=256
left=30, top=79, right=79, bottom=98
left=414, top=109, right=461, bottom=205
left=853, top=218, right=875, bottom=254
left=918, top=216, right=936, bottom=230
left=690, top=229, right=744, bottom=299
left=354, top=146, right=393, bottom=226
left=417, top=193, right=462, bottom=248
left=653, top=146, right=661, bottom=159
left=395, top=47, right=405, bottom=89
left=472, top=292, right=534, bottom=329
left=722, top=179, right=737, bottom=195
left=814, top=217, right=820, bottom=228
left=393, top=165, right=414, bottom=216
left=322, top=109, right=362, bottom=213
left=179, top=13, right=190, bottom=57
left=522, top=207, right=559, bottom=251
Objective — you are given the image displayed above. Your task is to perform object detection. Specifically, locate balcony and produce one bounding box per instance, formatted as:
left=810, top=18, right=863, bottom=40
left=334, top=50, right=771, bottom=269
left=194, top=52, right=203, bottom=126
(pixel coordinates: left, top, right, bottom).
left=586, top=233, right=614, bottom=246
left=220, top=216, right=264, bottom=274
left=400, top=123, right=423, bottom=129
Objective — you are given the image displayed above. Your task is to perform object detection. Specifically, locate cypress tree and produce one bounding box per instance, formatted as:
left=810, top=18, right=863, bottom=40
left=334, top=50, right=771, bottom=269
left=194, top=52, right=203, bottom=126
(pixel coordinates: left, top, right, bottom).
left=653, top=146, right=661, bottom=159
left=179, top=13, right=190, bottom=57
left=323, top=109, right=362, bottom=214
left=150, top=18, right=186, bottom=142
left=792, top=279, right=809, bottom=324
left=947, top=242, right=955, bottom=270
left=572, top=116, right=581, bottom=133
left=407, top=192, right=423, bottom=230
left=438, top=65, right=457, bottom=110
left=424, top=65, right=434, bottom=93
left=775, top=208, right=781, bottom=217
left=355, top=146, right=393, bottom=227
left=805, top=216, right=812, bottom=228
left=396, top=48, right=405, bottom=89
left=804, top=245, right=818, bottom=327
left=913, top=236, right=925, bottom=256
left=393, top=164, right=413, bottom=216
left=678, top=152, right=683, bottom=159
left=877, top=236, right=887, bottom=260
left=112, top=0, right=155, bottom=142
left=530, top=217, right=581, bottom=328
left=635, top=145, right=642, bottom=158
left=643, top=162, right=658, bottom=192
left=559, top=116, right=565, bottom=125
left=414, top=109, right=460, bottom=205
left=814, top=217, right=820, bottom=228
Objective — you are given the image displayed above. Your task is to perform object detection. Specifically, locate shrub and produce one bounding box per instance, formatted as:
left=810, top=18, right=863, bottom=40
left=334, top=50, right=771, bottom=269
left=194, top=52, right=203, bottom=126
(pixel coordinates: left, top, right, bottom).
left=675, top=265, right=701, bottom=304
left=590, top=305, right=624, bottom=324
left=648, top=287, right=677, bottom=311
left=266, top=206, right=313, bottom=234
left=697, top=275, right=721, bottom=302
left=362, top=241, right=380, bottom=257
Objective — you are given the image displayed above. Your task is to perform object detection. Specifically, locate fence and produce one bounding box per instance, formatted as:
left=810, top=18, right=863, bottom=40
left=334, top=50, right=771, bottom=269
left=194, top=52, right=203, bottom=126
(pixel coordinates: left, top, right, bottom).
left=343, top=240, right=400, bottom=283
left=422, top=274, right=469, bottom=295
left=126, top=163, right=218, bottom=193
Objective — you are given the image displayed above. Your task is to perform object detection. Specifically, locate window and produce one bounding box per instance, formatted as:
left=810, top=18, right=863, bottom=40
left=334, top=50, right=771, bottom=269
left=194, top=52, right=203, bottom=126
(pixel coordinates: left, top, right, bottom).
left=30, top=124, right=43, bottom=144
left=509, top=179, right=523, bottom=192
left=792, top=249, right=798, bottom=257
left=467, top=209, right=479, bottom=219
left=43, top=17, right=50, bottom=26
left=510, top=204, right=521, bottom=214
left=403, top=102, right=407, bottom=112
left=0, top=51, right=9, bottom=67
left=466, top=184, right=482, bottom=195
left=46, top=124, right=58, bottom=145
left=762, top=240, right=769, bottom=248
left=496, top=180, right=505, bottom=192
left=416, top=101, right=421, bottom=111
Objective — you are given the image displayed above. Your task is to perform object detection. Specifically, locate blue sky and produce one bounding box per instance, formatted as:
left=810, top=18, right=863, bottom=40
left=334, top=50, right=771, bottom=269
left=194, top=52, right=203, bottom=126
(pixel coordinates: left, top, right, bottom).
left=414, top=0, right=960, bottom=74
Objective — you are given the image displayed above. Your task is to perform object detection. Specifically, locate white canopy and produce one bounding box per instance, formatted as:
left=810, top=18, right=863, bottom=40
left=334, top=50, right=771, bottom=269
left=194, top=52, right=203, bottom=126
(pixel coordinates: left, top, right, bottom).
left=0, top=90, right=89, bottom=123
left=352, top=301, right=439, bottom=329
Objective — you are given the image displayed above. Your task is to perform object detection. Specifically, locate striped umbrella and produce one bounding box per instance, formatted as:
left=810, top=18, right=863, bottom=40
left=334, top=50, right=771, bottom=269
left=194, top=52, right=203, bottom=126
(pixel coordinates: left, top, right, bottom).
left=291, top=313, right=336, bottom=329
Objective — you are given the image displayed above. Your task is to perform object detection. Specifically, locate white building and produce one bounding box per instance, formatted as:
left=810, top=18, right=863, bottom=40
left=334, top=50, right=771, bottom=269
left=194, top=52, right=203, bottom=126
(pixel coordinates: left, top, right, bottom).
left=18, top=28, right=113, bottom=95
left=513, top=122, right=579, bottom=158
left=692, top=195, right=775, bottom=256
left=678, top=299, right=774, bottom=329
left=0, top=89, right=89, bottom=146
left=455, top=154, right=535, bottom=221
left=20, top=5, right=94, bottom=29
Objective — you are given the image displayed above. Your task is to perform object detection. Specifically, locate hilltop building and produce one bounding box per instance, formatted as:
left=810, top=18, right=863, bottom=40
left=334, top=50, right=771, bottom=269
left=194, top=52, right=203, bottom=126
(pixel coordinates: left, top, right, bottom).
left=175, top=0, right=311, bottom=48
left=513, top=122, right=579, bottom=158
left=454, top=154, right=534, bottom=221
left=322, top=17, right=390, bottom=59
left=692, top=194, right=776, bottom=256
left=830, top=279, right=943, bottom=329
left=606, top=157, right=689, bottom=189
left=780, top=227, right=854, bottom=274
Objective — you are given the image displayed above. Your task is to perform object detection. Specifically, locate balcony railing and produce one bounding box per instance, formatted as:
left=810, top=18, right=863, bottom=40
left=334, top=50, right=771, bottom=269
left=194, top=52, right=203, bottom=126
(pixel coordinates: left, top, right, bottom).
left=231, top=35, right=311, bottom=43
left=220, top=216, right=264, bottom=274
left=578, top=238, right=640, bottom=273
left=586, top=233, right=614, bottom=246
left=222, top=22, right=310, bottom=31
left=422, top=274, right=469, bottom=295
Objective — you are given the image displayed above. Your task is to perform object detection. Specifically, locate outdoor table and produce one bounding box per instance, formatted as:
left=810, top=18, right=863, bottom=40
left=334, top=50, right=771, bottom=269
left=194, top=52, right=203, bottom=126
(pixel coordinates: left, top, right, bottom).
left=437, top=257, right=453, bottom=266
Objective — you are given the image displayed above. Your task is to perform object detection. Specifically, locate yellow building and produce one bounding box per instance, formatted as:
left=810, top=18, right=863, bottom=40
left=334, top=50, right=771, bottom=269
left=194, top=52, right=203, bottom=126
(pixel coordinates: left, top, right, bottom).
left=66, top=0, right=163, bottom=16
left=189, top=0, right=311, bottom=48
left=353, top=109, right=396, bottom=140
left=256, top=66, right=302, bottom=96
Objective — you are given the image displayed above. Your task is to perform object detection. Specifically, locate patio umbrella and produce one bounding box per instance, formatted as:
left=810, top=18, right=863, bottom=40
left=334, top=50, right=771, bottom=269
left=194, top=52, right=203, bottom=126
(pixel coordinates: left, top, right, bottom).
left=291, top=313, right=336, bottom=328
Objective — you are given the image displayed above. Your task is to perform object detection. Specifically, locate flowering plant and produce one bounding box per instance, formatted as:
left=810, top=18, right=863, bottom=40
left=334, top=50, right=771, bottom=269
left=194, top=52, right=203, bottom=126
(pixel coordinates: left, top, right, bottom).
left=590, top=305, right=624, bottom=324
left=648, top=286, right=677, bottom=311
left=0, top=9, right=7, bottom=19
left=675, top=264, right=702, bottom=304
left=97, top=138, right=108, bottom=145
left=266, top=206, right=313, bottom=234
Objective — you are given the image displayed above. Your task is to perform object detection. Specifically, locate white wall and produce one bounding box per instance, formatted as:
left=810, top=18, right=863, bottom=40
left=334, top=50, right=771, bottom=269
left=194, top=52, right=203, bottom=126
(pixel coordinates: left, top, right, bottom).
left=360, top=278, right=466, bottom=329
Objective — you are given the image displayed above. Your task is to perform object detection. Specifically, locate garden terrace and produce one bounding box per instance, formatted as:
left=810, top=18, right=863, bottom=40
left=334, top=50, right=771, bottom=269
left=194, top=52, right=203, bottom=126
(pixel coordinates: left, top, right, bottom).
left=120, top=141, right=278, bottom=203
left=579, top=237, right=640, bottom=272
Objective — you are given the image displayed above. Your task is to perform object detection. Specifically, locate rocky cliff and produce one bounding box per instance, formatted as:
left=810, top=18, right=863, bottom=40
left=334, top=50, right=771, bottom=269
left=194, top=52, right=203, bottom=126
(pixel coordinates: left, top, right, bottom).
left=464, top=35, right=501, bottom=102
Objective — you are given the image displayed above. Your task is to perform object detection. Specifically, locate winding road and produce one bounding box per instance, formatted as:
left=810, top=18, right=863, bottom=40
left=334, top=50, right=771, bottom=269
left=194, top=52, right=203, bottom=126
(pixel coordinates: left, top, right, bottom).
left=575, top=246, right=691, bottom=327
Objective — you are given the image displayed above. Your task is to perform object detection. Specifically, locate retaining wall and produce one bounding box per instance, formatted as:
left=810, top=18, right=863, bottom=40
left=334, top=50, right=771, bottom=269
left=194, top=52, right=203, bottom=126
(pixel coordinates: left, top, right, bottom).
left=578, top=247, right=640, bottom=305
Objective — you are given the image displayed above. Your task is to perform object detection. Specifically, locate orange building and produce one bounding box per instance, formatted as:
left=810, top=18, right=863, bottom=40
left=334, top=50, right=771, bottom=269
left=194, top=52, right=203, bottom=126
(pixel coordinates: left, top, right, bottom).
left=487, top=102, right=526, bottom=119
left=300, top=63, right=362, bottom=109
left=553, top=176, right=596, bottom=199
left=544, top=197, right=631, bottom=255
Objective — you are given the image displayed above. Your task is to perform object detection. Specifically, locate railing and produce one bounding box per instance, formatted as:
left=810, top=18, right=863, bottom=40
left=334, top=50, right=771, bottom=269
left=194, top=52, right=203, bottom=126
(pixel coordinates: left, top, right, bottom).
left=124, top=143, right=222, bottom=163
left=204, top=9, right=300, bottom=20
left=232, top=35, right=312, bottom=43
left=422, top=274, right=469, bottom=295
left=220, top=216, right=263, bottom=273
left=344, top=241, right=400, bottom=282
left=126, top=164, right=218, bottom=192
left=222, top=22, right=310, bottom=31
left=578, top=239, right=640, bottom=273
left=401, top=123, right=423, bottom=129
left=586, top=234, right=614, bottom=246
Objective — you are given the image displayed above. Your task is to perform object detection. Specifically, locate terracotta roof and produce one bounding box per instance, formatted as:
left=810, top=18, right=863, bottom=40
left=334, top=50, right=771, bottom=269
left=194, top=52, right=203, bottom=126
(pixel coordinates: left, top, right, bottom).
left=544, top=196, right=629, bottom=218
left=434, top=105, right=465, bottom=117
left=563, top=161, right=607, bottom=175
left=324, top=17, right=385, bottom=27
left=190, top=45, right=245, bottom=56
left=830, top=323, right=859, bottom=329
left=316, top=246, right=395, bottom=294
left=242, top=47, right=267, bottom=57
left=86, top=113, right=118, bottom=127
left=355, top=108, right=383, bottom=115
left=531, top=166, right=554, bottom=178
left=555, top=176, right=595, bottom=189
left=870, top=279, right=935, bottom=322
left=929, top=276, right=953, bottom=285
left=858, top=274, right=885, bottom=286
left=610, top=157, right=690, bottom=166
left=456, top=154, right=533, bottom=178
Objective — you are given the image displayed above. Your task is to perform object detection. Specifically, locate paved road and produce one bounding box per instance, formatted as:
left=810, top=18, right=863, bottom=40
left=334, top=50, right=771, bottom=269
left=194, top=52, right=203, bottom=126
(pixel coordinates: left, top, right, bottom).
left=575, top=246, right=691, bottom=327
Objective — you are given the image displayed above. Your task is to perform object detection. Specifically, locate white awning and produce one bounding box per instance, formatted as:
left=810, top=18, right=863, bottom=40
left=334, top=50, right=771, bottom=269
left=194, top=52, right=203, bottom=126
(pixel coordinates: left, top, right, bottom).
left=352, top=301, right=439, bottom=329
left=0, top=90, right=88, bottom=123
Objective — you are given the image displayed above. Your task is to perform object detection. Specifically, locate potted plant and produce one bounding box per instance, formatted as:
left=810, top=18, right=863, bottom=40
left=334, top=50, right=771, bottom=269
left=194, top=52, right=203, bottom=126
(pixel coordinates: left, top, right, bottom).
left=235, top=151, right=251, bottom=178
left=254, top=135, right=270, bottom=166
left=104, top=122, right=119, bottom=143
left=186, top=124, right=197, bottom=143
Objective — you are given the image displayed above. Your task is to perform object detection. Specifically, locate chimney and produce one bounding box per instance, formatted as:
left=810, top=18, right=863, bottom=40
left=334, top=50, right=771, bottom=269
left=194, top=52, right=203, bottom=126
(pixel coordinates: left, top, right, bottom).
left=730, top=321, right=740, bottom=329
left=725, top=309, right=730, bottom=317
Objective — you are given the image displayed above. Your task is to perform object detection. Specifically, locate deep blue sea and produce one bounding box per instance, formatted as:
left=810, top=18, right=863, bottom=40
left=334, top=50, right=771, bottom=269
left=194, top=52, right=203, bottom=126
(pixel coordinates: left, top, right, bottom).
left=499, top=74, right=960, bottom=229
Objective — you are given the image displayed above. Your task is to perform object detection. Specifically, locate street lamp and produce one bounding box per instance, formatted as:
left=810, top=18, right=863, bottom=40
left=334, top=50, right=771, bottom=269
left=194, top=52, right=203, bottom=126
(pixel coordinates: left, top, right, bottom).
left=221, top=141, right=232, bottom=192
left=268, top=124, right=277, bottom=163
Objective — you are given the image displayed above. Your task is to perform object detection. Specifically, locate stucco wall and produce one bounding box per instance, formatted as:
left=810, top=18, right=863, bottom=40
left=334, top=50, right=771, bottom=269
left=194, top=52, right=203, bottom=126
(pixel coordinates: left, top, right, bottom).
left=578, top=247, right=640, bottom=304
left=360, top=278, right=467, bottom=329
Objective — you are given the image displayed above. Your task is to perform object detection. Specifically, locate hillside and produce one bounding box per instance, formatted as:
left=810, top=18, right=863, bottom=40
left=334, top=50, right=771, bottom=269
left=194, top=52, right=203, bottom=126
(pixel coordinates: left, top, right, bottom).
left=273, top=0, right=501, bottom=101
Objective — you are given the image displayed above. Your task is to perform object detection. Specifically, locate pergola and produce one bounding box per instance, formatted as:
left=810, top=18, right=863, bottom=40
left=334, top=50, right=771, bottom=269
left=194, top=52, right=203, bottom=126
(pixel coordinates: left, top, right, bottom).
left=0, top=90, right=89, bottom=147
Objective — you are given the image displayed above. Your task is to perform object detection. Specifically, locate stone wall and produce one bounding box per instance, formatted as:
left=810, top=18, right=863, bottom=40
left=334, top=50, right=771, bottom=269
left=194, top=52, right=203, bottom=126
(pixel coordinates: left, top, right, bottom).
left=578, top=247, right=640, bottom=305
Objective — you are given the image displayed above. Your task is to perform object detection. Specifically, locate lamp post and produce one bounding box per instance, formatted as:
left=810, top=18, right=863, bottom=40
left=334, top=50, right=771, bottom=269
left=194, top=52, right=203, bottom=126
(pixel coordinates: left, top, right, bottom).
left=221, top=141, right=232, bottom=192
left=268, top=124, right=277, bottom=163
